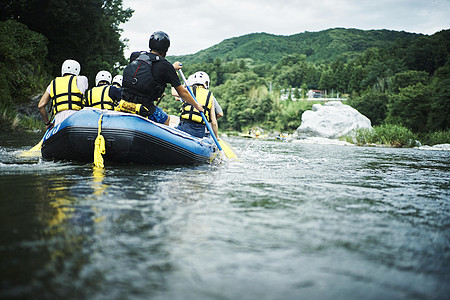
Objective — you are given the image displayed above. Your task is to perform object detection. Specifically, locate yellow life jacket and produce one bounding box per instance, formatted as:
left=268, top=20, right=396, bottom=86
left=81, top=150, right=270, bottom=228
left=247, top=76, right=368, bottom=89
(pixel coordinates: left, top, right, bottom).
left=86, top=85, right=115, bottom=110
left=49, top=75, right=84, bottom=114
left=180, top=86, right=212, bottom=124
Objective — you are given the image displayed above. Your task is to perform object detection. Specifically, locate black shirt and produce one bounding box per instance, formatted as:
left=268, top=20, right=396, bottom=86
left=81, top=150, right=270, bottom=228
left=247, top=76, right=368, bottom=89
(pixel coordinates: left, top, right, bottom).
left=152, top=57, right=181, bottom=88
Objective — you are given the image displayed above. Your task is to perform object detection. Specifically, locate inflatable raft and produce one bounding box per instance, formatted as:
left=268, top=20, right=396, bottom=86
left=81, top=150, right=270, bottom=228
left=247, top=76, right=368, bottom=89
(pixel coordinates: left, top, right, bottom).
left=41, top=108, right=219, bottom=165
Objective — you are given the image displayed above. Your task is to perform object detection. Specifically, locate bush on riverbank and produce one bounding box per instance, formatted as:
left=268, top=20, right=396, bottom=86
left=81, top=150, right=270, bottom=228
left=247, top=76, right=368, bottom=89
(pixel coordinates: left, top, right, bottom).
left=0, top=104, right=43, bottom=132
left=345, top=124, right=419, bottom=147
left=420, top=130, right=450, bottom=146
left=0, top=20, right=50, bottom=107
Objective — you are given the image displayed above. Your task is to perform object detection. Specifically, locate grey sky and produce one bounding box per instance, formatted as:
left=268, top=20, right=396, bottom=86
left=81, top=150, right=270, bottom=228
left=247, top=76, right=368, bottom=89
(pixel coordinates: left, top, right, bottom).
left=120, top=0, right=450, bottom=57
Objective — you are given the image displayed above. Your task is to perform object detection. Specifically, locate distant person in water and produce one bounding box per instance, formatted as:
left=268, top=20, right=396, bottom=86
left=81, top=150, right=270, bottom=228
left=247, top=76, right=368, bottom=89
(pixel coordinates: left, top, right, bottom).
left=38, top=59, right=88, bottom=129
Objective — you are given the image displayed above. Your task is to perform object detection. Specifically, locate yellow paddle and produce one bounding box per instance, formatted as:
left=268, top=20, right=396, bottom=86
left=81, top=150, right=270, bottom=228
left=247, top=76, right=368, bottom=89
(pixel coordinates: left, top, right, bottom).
left=28, top=138, right=44, bottom=152
left=19, top=130, right=49, bottom=157
left=218, top=139, right=237, bottom=159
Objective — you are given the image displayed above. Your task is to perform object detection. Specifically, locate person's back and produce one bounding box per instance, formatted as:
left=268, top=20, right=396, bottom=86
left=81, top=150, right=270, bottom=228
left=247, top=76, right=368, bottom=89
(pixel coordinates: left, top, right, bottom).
left=50, top=75, right=84, bottom=113
left=176, top=71, right=218, bottom=138
left=122, top=52, right=168, bottom=110
left=38, top=59, right=88, bottom=129
left=120, top=31, right=204, bottom=125
left=187, top=72, right=223, bottom=120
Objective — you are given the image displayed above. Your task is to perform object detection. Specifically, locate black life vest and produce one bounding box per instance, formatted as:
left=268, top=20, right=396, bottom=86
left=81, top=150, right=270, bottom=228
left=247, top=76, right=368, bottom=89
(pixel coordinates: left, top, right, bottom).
left=122, top=52, right=165, bottom=108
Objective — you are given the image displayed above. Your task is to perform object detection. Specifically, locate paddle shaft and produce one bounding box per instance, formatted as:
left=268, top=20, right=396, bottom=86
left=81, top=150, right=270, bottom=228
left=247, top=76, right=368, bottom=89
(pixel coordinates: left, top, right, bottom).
left=178, top=68, right=222, bottom=151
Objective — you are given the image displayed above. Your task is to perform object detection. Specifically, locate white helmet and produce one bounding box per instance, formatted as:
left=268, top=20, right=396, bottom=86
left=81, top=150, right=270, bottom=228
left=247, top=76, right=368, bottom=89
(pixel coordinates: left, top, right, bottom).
left=95, top=70, right=112, bottom=86
left=187, top=74, right=195, bottom=86
left=61, top=59, right=80, bottom=76
left=190, top=71, right=210, bottom=89
left=112, top=75, right=123, bottom=87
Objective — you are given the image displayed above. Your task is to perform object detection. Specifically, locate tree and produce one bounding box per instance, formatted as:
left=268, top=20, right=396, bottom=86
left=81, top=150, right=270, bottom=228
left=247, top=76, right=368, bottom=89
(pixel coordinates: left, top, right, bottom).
left=404, top=30, right=450, bottom=74
left=427, top=62, right=450, bottom=131
left=213, top=58, right=223, bottom=85
left=293, top=88, right=301, bottom=100
left=277, top=54, right=306, bottom=68
left=390, top=70, right=429, bottom=93
left=318, top=68, right=333, bottom=91
left=300, top=83, right=308, bottom=99
left=386, top=83, right=431, bottom=132
left=347, top=64, right=366, bottom=93
left=0, top=20, right=49, bottom=105
left=0, top=0, right=133, bottom=80
left=348, top=91, right=388, bottom=126
left=213, top=71, right=265, bottom=130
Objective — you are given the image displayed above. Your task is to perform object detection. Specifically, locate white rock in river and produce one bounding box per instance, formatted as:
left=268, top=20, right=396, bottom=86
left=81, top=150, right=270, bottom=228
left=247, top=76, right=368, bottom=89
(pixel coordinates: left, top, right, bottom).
left=296, top=101, right=372, bottom=139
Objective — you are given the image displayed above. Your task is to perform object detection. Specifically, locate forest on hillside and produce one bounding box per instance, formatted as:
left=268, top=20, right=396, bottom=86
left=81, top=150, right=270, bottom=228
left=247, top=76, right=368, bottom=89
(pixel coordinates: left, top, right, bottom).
left=165, top=29, right=449, bottom=141
left=0, top=0, right=449, bottom=144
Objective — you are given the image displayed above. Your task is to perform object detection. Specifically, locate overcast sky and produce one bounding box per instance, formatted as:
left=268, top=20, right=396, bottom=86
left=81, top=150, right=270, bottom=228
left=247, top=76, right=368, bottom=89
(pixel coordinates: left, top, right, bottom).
left=120, top=0, right=450, bottom=58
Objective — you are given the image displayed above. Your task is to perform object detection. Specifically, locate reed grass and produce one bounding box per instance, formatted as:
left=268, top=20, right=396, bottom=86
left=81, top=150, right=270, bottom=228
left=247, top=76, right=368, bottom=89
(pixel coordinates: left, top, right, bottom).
left=346, top=124, right=418, bottom=147
left=421, top=130, right=450, bottom=146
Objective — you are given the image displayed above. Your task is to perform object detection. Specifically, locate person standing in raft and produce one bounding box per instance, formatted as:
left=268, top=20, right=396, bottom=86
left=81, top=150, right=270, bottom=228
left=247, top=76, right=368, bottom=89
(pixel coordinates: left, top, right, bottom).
left=175, top=71, right=218, bottom=138
left=38, top=59, right=88, bottom=129
left=121, top=31, right=203, bottom=125
left=85, top=70, right=122, bottom=110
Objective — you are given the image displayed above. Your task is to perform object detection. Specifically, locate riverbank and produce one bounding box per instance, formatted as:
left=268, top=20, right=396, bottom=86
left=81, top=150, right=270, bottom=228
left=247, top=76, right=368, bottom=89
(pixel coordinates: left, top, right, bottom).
left=0, top=97, right=44, bottom=132
left=292, top=136, right=450, bottom=151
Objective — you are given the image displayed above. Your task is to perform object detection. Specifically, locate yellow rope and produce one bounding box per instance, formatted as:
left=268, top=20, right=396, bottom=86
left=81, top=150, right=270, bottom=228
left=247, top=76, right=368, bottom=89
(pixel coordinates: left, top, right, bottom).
left=94, top=114, right=106, bottom=168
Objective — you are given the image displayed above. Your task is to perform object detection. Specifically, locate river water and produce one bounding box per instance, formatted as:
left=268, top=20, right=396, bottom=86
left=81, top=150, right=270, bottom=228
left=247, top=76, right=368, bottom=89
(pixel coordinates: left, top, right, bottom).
left=0, top=132, right=449, bottom=299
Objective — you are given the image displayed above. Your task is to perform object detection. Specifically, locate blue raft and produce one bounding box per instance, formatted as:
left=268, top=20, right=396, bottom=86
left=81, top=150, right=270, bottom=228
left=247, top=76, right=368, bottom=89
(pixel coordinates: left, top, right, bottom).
left=41, top=108, right=219, bottom=165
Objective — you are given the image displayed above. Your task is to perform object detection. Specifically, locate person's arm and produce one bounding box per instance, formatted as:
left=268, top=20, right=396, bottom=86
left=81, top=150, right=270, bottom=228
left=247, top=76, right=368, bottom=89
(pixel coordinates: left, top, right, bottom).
left=209, top=100, right=219, bottom=138
left=172, top=61, right=182, bottom=70
left=109, top=86, right=122, bottom=103
left=213, top=97, right=223, bottom=119
left=171, top=87, right=182, bottom=102
left=38, top=91, right=53, bottom=129
left=76, top=76, right=89, bottom=93
left=174, top=85, right=204, bottom=113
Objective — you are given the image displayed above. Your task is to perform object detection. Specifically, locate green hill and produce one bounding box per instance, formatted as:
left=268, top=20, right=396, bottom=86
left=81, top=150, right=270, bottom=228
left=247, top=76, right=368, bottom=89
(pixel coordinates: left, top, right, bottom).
left=168, top=28, right=423, bottom=65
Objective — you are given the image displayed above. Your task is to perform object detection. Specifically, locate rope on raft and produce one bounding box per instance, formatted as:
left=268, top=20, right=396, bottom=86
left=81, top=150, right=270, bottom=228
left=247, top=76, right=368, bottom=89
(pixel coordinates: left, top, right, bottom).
left=94, top=114, right=106, bottom=168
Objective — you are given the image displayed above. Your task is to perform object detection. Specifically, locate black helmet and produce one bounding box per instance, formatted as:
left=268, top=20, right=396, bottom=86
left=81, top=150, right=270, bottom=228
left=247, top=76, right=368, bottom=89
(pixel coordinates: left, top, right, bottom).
left=149, top=31, right=170, bottom=52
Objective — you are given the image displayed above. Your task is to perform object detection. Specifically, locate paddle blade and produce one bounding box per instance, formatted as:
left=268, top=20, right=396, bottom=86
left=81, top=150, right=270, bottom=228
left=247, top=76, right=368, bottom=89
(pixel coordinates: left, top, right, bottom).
left=18, top=139, right=43, bottom=157
left=28, top=139, right=43, bottom=152
left=218, top=139, right=237, bottom=159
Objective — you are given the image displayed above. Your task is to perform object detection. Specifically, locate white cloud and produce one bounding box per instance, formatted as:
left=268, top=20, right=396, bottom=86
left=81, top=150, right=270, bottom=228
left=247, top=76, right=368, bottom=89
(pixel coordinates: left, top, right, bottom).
left=120, top=0, right=450, bottom=58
